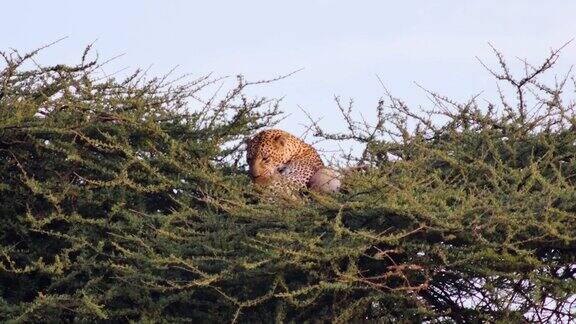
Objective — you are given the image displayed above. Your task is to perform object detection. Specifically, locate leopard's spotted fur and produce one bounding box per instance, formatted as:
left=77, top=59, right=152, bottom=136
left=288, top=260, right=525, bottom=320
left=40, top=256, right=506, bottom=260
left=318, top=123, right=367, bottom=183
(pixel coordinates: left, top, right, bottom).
left=246, top=129, right=324, bottom=189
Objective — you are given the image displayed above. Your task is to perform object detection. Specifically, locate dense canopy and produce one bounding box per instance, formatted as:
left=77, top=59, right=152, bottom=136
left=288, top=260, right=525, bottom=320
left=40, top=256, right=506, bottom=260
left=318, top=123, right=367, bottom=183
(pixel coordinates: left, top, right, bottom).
left=0, top=44, right=574, bottom=322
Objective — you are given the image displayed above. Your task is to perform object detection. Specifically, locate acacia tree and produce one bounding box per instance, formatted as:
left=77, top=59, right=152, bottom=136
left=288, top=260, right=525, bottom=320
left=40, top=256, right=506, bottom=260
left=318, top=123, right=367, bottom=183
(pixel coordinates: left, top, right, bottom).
left=0, top=43, right=575, bottom=323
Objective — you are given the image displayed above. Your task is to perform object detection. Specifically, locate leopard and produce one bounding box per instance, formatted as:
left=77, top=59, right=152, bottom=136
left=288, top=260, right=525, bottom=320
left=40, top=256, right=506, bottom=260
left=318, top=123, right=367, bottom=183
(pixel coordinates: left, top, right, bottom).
left=246, top=129, right=326, bottom=191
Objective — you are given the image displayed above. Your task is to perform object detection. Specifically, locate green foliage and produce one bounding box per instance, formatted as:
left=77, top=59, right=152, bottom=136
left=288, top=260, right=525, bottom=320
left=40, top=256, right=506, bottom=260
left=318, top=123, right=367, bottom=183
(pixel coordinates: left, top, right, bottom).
left=1, top=44, right=575, bottom=323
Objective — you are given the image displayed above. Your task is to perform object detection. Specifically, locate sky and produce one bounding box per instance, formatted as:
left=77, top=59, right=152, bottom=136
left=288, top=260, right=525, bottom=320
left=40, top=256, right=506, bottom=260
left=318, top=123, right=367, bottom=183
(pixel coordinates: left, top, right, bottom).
left=2, top=1, right=576, bottom=158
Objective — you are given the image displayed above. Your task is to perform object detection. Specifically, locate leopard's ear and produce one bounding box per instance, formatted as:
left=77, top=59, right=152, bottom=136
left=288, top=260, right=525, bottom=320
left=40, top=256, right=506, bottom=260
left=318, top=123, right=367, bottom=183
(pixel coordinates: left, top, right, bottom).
left=273, top=134, right=287, bottom=147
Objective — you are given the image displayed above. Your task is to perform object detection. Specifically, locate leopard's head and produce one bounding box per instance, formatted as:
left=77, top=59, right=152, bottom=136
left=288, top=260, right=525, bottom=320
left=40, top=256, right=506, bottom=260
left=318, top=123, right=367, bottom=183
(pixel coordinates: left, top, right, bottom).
left=246, top=129, right=295, bottom=181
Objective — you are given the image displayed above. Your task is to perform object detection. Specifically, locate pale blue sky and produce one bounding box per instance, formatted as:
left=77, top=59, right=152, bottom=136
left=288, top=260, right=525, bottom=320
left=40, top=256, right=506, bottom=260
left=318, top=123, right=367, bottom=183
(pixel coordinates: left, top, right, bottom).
left=3, top=1, right=575, bottom=156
